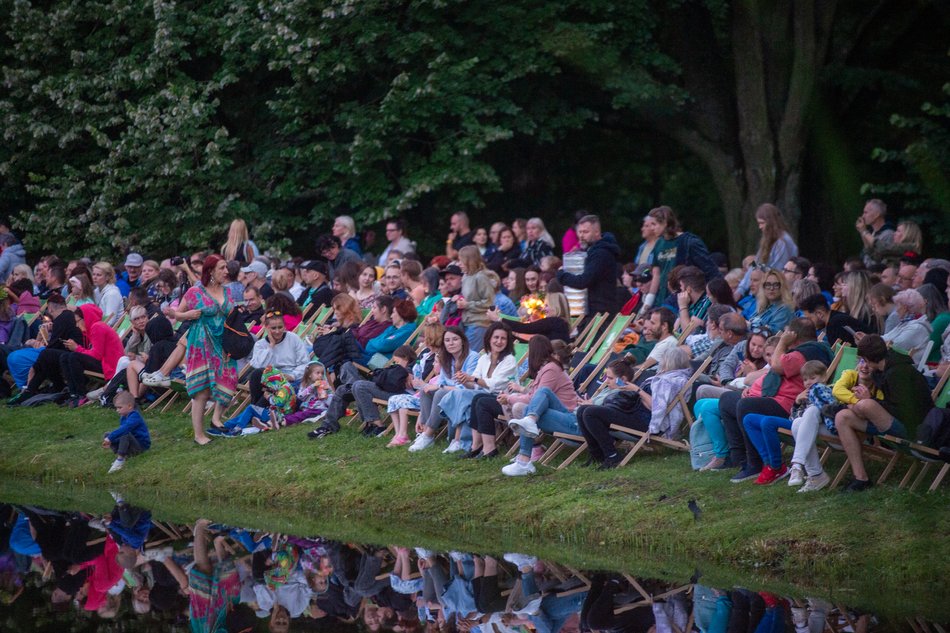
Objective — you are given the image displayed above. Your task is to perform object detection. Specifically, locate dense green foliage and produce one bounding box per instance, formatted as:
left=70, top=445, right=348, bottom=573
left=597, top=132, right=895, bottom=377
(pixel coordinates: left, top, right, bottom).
left=0, top=1, right=946, bottom=261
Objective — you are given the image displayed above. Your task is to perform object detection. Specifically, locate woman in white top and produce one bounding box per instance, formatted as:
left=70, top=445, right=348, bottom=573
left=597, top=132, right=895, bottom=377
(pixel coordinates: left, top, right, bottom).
left=92, top=261, right=124, bottom=326
left=438, top=322, right=518, bottom=456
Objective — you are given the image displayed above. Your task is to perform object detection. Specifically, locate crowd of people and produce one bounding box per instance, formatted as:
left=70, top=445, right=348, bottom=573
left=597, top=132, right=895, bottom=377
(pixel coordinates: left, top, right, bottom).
left=3, top=502, right=909, bottom=632
left=1, top=201, right=949, bottom=491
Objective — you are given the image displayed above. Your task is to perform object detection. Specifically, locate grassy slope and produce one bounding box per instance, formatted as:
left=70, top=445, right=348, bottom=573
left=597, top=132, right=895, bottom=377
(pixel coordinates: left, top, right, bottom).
left=0, top=405, right=948, bottom=618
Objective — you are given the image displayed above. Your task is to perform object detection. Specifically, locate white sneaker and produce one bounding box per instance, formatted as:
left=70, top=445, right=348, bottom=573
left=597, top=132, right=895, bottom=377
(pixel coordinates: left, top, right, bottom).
left=143, top=546, right=173, bottom=562
left=503, top=553, right=538, bottom=569
left=408, top=434, right=435, bottom=452
left=501, top=460, right=536, bottom=477
left=108, top=458, right=125, bottom=473
left=443, top=439, right=463, bottom=454
left=86, top=387, right=105, bottom=400
left=142, top=371, right=170, bottom=388
left=508, top=416, right=540, bottom=439
left=787, top=464, right=805, bottom=486
left=798, top=471, right=830, bottom=492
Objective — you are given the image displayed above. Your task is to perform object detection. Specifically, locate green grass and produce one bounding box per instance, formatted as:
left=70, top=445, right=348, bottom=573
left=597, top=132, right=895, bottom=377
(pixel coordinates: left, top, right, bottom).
left=1, top=405, right=948, bottom=619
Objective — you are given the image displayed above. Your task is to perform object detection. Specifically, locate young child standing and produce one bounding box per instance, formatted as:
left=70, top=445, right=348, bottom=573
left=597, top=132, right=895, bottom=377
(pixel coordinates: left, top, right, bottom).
left=102, top=391, right=151, bottom=473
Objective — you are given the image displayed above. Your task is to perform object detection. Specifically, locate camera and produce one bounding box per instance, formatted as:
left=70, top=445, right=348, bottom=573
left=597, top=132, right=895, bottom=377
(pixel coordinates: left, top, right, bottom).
left=170, top=256, right=184, bottom=266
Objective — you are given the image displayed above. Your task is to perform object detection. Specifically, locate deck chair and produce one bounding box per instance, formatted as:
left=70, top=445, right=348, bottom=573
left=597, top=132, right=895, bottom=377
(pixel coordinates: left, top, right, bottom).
left=573, top=312, right=607, bottom=351
left=831, top=345, right=858, bottom=384
left=609, top=386, right=692, bottom=467
left=822, top=343, right=849, bottom=382
left=577, top=314, right=635, bottom=393
left=538, top=432, right=588, bottom=470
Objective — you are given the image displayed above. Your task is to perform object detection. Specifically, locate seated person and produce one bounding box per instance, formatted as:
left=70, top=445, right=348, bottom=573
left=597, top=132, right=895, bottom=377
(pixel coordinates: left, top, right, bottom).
left=247, top=310, right=310, bottom=409
left=357, top=299, right=418, bottom=367
left=799, top=293, right=873, bottom=346
left=748, top=269, right=794, bottom=335
left=833, top=334, right=932, bottom=492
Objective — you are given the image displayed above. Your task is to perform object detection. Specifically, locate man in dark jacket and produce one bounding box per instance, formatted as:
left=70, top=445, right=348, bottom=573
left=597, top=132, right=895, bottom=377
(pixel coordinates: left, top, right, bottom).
left=556, top=214, right=620, bottom=330
left=834, top=334, right=933, bottom=492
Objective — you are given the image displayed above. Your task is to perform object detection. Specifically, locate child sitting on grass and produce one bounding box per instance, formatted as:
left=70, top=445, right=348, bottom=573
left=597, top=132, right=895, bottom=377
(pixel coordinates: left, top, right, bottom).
left=102, top=391, right=151, bottom=473
left=283, top=361, right=332, bottom=426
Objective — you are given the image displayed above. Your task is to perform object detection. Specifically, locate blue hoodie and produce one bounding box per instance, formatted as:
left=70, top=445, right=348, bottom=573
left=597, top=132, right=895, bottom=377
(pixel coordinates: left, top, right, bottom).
left=107, top=409, right=152, bottom=450
left=0, top=242, right=26, bottom=283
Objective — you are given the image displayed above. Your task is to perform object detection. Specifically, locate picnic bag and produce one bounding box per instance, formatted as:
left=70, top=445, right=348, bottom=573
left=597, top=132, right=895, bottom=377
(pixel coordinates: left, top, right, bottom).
left=222, top=308, right=254, bottom=359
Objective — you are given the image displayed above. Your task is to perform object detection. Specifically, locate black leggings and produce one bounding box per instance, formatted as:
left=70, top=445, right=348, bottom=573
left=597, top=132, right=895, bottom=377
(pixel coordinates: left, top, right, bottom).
left=470, top=393, right=503, bottom=435
left=27, top=348, right=69, bottom=393
left=577, top=404, right=649, bottom=461
left=60, top=352, right=103, bottom=397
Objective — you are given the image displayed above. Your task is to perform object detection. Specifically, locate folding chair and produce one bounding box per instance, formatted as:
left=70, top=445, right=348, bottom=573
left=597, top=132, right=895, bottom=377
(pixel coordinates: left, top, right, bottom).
left=539, top=432, right=588, bottom=470
left=577, top=314, right=634, bottom=393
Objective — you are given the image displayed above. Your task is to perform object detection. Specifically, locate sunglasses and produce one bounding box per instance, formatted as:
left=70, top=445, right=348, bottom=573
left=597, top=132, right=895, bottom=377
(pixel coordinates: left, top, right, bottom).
left=750, top=325, right=772, bottom=336
left=264, top=310, right=283, bottom=318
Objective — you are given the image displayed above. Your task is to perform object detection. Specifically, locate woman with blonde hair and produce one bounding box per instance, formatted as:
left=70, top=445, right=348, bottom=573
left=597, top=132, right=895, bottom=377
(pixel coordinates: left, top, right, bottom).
left=486, top=289, right=571, bottom=342
left=749, top=269, right=794, bottom=334
left=735, top=203, right=798, bottom=299
left=457, top=245, right=494, bottom=351
left=870, top=219, right=923, bottom=263
left=91, top=262, right=124, bottom=325
left=220, top=219, right=254, bottom=264
left=332, top=215, right=362, bottom=255
left=842, top=270, right=875, bottom=331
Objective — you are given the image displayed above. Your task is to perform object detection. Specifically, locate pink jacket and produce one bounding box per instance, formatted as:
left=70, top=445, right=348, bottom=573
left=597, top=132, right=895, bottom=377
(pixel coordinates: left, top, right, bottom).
left=510, top=361, right=578, bottom=410
left=76, top=304, right=125, bottom=380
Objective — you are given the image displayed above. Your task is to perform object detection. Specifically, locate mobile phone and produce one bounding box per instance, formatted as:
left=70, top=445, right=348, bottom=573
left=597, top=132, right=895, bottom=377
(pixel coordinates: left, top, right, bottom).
left=615, top=378, right=625, bottom=387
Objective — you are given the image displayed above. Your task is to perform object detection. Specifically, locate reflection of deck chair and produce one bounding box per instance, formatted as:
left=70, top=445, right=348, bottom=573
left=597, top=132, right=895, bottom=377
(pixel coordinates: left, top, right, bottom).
left=613, top=575, right=692, bottom=615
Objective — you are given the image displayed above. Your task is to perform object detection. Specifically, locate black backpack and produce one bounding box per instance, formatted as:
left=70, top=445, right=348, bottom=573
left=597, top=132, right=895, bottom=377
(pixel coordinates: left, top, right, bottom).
left=917, top=407, right=950, bottom=451
left=222, top=308, right=255, bottom=360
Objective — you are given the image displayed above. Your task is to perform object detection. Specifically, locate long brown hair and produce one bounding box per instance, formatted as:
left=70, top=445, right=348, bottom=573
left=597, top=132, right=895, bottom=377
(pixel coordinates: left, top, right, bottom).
left=526, top=336, right=572, bottom=379
left=755, top=204, right=790, bottom=263
left=648, top=206, right=680, bottom=240
left=438, top=326, right=470, bottom=375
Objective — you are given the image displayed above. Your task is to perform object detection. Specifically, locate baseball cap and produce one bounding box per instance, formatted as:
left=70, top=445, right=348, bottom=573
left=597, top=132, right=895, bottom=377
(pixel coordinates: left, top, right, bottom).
left=240, top=260, right=268, bottom=277
left=124, top=253, right=144, bottom=268
left=300, top=260, right=329, bottom=276
left=440, top=264, right=463, bottom=278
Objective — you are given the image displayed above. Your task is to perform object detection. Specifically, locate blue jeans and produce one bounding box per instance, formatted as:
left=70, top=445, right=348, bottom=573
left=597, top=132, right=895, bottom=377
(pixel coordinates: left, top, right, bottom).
left=742, top=413, right=791, bottom=468
left=224, top=405, right=269, bottom=431
left=694, top=398, right=729, bottom=458
left=464, top=325, right=487, bottom=352
left=519, top=387, right=579, bottom=456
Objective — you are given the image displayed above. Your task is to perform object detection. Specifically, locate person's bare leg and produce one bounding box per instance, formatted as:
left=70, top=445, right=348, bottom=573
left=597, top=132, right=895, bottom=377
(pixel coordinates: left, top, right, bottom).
left=470, top=429, right=482, bottom=452
left=852, top=399, right=895, bottom=432
left=482, top=433, right=497, bottom=454
left=159, top=342, right=186, bottom=377
left=835, top=409, right=869, bottom=481
left=193, top=519, right=212, bottom=574
left=126, top=361, right=143, bottom=397
left=192, top=391, right=211, bottom=444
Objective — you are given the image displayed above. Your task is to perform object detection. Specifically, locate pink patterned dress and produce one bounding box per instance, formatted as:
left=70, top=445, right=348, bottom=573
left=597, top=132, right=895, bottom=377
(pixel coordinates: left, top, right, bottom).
left=183, top=284, right=237, bottom=405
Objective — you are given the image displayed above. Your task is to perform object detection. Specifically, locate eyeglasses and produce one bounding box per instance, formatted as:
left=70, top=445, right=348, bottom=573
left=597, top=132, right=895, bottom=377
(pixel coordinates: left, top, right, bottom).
left=783, top=267, right=800, bottom=275
left=762, top=282, right=781, bottom=290
left=750, top=325, right=772, bottom=336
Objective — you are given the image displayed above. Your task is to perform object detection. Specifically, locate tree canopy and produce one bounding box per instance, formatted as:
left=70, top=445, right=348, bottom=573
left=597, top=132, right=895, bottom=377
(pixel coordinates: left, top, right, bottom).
left=1, top=0, right=946, bottom=262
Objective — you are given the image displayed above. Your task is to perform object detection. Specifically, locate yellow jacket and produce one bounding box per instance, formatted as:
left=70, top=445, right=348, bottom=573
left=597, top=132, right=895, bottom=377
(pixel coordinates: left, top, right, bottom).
left=832, top=369, right=883, bottom=404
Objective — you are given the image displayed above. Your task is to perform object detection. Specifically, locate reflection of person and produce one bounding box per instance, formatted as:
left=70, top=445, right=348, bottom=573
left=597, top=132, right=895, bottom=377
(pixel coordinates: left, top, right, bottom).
left=188, top=519, right=241, bottom=631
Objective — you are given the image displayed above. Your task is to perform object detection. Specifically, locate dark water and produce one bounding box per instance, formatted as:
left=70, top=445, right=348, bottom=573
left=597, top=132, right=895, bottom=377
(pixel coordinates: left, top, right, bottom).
left=0, top=496, right=945, bottom=633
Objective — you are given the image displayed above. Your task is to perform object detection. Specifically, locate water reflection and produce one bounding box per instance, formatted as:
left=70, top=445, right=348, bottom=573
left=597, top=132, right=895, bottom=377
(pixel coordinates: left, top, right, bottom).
left=0, top=498, right=944, bottom=632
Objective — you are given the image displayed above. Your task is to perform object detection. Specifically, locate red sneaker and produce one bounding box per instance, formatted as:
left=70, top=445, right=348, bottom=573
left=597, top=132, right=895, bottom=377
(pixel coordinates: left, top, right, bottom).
left=755, top=464, right=789, bottom=485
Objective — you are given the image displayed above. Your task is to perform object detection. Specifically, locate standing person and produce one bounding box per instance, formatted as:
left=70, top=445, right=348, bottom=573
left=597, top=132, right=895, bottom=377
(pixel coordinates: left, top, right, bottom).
left=634, top=215, right=661, bottom=272
left=644, top=206, right=720, bottom=308
left=555, top=214, right=621, bottom=328
left=352, top=263, right=381, bottom=309
left=92, top=262, right=124, bottom=326
left=164, top=255, right=237, bottom=445
left=0, top=234, right=25, bottom=285
left=734, top=203, right=799, bottom=300
left=377, top=219, right=414, bottom=266
left=221, top=219, right=255, bottom=264
left=457, top=246, right=494, bottom=351
left=512, top=218, right=528, bottom=252
left=332, top=215, right=362, bottom=256
left=445, top=212, right=474, bottom=260
left=856, top=199, right=895, bottom=267
left=316, top=233, right=361, bottom=280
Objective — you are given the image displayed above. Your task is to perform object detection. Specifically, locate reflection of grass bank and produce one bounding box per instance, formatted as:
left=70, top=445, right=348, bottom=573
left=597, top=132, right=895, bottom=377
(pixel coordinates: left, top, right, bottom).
left=1, top=406, right=947, bottom=618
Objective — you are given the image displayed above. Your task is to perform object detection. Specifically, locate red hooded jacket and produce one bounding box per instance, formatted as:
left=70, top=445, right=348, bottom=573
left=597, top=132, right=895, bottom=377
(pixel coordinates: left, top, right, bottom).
left=76, top=304, right=124, bottom=380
